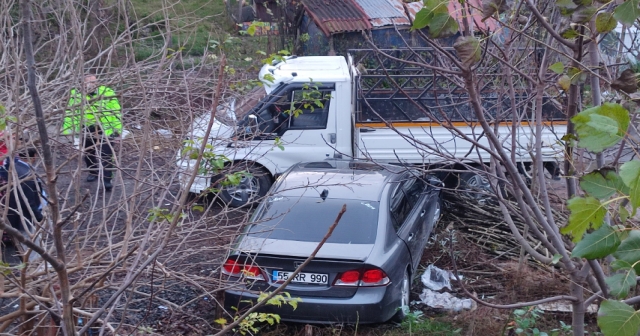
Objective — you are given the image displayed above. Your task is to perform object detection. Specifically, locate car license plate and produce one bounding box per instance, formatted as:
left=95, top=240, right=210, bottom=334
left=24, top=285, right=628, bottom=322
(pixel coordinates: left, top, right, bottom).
left=272, top=270, right=329, bottom=284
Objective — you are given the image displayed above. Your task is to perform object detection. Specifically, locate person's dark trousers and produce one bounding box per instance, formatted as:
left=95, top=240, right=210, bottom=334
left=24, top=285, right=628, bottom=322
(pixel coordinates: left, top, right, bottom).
left=83, top=131, right=114, bottom=184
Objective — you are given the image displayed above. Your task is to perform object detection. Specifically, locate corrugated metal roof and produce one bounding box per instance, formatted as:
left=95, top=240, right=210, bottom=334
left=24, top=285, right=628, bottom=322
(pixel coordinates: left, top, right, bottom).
left=355, top=0, right=410, bottom=27
left=302, top=0, right=372, bottom=36
left=404, top=0, right=498, bottom=32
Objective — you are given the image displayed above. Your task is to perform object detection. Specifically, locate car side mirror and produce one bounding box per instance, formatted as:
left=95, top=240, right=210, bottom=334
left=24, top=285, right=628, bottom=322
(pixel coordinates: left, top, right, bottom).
left=246, top=114, right=258, bottom=133
left=427, top=176, right=444, bottom=188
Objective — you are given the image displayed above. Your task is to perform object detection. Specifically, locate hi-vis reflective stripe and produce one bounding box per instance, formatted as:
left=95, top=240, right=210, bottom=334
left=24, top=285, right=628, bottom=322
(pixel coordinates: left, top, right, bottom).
left=355, top=121, right=568, bottom=128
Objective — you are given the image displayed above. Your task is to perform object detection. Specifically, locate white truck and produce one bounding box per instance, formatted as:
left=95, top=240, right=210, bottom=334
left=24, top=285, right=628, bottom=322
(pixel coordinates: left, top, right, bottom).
left=178, top=49, right=566, bottom=206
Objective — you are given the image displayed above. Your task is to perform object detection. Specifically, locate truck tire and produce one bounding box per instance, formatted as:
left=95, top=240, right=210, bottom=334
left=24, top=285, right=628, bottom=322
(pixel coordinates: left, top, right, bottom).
left=458, top=171, right=493, bottom=205
left=218, top=165, right=272, bottom=207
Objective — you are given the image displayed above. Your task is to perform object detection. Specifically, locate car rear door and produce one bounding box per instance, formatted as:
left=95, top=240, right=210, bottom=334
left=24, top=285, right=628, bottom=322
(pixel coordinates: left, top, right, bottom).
left=390, top=175, right=429, bottom=271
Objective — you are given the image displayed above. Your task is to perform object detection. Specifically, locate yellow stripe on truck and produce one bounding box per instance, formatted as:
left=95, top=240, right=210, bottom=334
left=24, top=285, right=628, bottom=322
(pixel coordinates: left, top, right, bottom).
left=355, top=121, right=568, bottom=128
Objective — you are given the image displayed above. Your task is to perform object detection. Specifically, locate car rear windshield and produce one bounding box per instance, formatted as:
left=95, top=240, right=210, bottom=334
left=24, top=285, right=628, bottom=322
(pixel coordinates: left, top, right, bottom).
left=247, top=197, right=379, bottom=244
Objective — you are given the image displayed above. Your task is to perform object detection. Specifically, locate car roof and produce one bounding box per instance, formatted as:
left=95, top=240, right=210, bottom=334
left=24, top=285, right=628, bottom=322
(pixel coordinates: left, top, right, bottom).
left=273, top=160, right=407, bottom=202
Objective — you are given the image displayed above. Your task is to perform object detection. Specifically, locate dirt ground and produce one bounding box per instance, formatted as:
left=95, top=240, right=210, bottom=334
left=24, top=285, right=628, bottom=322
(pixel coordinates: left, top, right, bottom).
left=0, top=131, right=596, bottom=335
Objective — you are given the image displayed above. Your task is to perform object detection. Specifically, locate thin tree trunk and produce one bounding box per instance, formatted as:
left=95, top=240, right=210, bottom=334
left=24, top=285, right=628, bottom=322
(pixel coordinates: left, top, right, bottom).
left=20, top=0, right=75, bottom=335
left=565, top=28, right=586, bottom=198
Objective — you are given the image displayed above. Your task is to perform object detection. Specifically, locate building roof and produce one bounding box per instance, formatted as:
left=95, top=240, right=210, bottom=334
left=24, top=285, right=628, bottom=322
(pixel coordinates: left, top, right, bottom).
left=303, top=0, right=498, bottom=36
left=354, top=0, right=410, bottom=27
left=302, top=0, right=371, bottom=36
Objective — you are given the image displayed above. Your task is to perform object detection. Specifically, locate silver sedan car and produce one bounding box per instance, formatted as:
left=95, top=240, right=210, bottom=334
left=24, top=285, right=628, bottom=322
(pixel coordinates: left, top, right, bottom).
left=222, top=160, right=442, bottom=324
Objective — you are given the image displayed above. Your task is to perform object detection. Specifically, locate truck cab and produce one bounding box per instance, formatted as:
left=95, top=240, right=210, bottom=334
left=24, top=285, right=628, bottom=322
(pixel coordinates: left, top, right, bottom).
left=178, top=56, right=355, bottom=205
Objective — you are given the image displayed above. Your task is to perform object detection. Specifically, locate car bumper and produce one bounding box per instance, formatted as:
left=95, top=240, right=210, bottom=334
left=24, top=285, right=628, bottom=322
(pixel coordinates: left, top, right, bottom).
left=224, top=286, right=397, bottom=324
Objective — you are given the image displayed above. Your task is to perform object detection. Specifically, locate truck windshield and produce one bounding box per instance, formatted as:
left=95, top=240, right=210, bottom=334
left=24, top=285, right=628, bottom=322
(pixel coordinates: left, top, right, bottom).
left=232, top=86, right=269, bottom=121
left=247, top=197, right=379, bottom=244
left=237, top=85, right=332, bottom=135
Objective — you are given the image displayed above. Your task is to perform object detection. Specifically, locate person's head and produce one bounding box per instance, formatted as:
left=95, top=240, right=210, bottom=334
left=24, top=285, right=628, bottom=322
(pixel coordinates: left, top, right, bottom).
left=84, top=75, right=98, bottom=93
left=18, top=147, right=38, bottom=165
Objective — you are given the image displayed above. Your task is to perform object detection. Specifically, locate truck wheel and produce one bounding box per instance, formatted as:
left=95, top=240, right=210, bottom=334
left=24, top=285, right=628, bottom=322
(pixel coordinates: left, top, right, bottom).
left=458, top=172, right=492, bottom=205
left=218, top=165, right=272, bottom=207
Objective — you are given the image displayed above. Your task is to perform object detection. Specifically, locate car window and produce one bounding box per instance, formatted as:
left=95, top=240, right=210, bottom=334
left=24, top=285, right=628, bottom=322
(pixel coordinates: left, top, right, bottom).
left=404, top=178, right=426, bottom=208
left=389, top=177, right=425, bottom=231
left=287, top=90, right=331, bottom=130
left=247, top=197, right=378, bottom=244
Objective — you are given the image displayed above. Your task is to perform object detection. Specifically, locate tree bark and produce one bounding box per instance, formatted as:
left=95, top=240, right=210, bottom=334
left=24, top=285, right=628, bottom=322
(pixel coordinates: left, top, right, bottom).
left=20, top=0, right=75, bottom=335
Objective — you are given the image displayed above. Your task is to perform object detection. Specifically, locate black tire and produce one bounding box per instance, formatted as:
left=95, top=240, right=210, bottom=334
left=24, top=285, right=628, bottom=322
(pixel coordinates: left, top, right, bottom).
left=218, top=164, right=272, bottom=207
left=391, top=269, right=411, bottom=323
left=458, top=171, right=493, bottom=205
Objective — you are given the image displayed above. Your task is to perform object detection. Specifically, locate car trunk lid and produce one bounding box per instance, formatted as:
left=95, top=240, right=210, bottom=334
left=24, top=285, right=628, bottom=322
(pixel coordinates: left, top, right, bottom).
left=235, top=237, right=374, bottom=298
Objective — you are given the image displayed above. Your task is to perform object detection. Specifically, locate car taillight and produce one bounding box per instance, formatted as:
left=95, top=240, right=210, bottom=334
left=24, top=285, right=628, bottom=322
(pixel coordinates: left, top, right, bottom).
left=334, top=268, right=390, bottom=287
left=243, top=265, right=263, bottom=278
left=221, top=258, right=265, bottom=281
left=223, top=259, right=241, bottom=275
left=335, top=270, right=361, bottom=286
left=361, top=269, right=389, bottom=286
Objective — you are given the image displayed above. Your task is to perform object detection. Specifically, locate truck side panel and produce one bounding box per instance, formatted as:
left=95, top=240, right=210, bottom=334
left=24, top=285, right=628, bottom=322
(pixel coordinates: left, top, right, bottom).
left=354, top=123, right=566, bottom=164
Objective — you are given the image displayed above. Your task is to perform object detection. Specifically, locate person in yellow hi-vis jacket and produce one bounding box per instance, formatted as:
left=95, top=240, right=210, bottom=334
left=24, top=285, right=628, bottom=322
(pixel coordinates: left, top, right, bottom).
left=63, top=75, right=122, bottom=191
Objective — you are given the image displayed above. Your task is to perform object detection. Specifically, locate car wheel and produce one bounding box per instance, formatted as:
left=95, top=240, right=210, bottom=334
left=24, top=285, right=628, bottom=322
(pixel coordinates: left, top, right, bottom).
left=391, top=269, right=411, bottom=322
left=458, top=171, right=492, bottom=205
left=218, top=165, right=272, bottom=207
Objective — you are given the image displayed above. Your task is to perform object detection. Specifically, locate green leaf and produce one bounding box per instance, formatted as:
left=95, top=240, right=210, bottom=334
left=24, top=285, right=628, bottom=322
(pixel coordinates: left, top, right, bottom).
left=614, top=230, right=640, bottom=273
left=571, top=6, right=597, bottom=24
left=562, top=196, right=607, bottom=242
left=428, top=13, right=459, bottom=38
left=596, top=12, right=618, bottom=33
left=598, top=300, right=640, bottom=336
left=620, top=204, right=630, bottom=222
left=560, top=27, right=579, bottom=39
left=412, top=8, right=432, bottom=30
left=551, top=254, right=562, bottom=264
left=558, top=0, right=579, bottom=15
left=572, top=103, right=630, bottom=153
left=558, top=74, right=571, bottom=91
left=621, top=161, right=640, bottom=209
left=612, top=259, right=633, bottom=271
left=567, top=66, right=587, bottom=84
left=411, top=0, right=449, bottom=30
left=425, top=0, right=450, bottom=14
left=605, top=267, right=637, bottom=298
left=572, top=225, right=622, bottom=259
left=549, top=62, right=565, bottom=74
left=614, top=0, right=640, bottom=26
left=586, top=114, right=618, bottom=135
left=246, top=24, right=256, bottom=36
left=580, top=169, right=627, bottom=199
